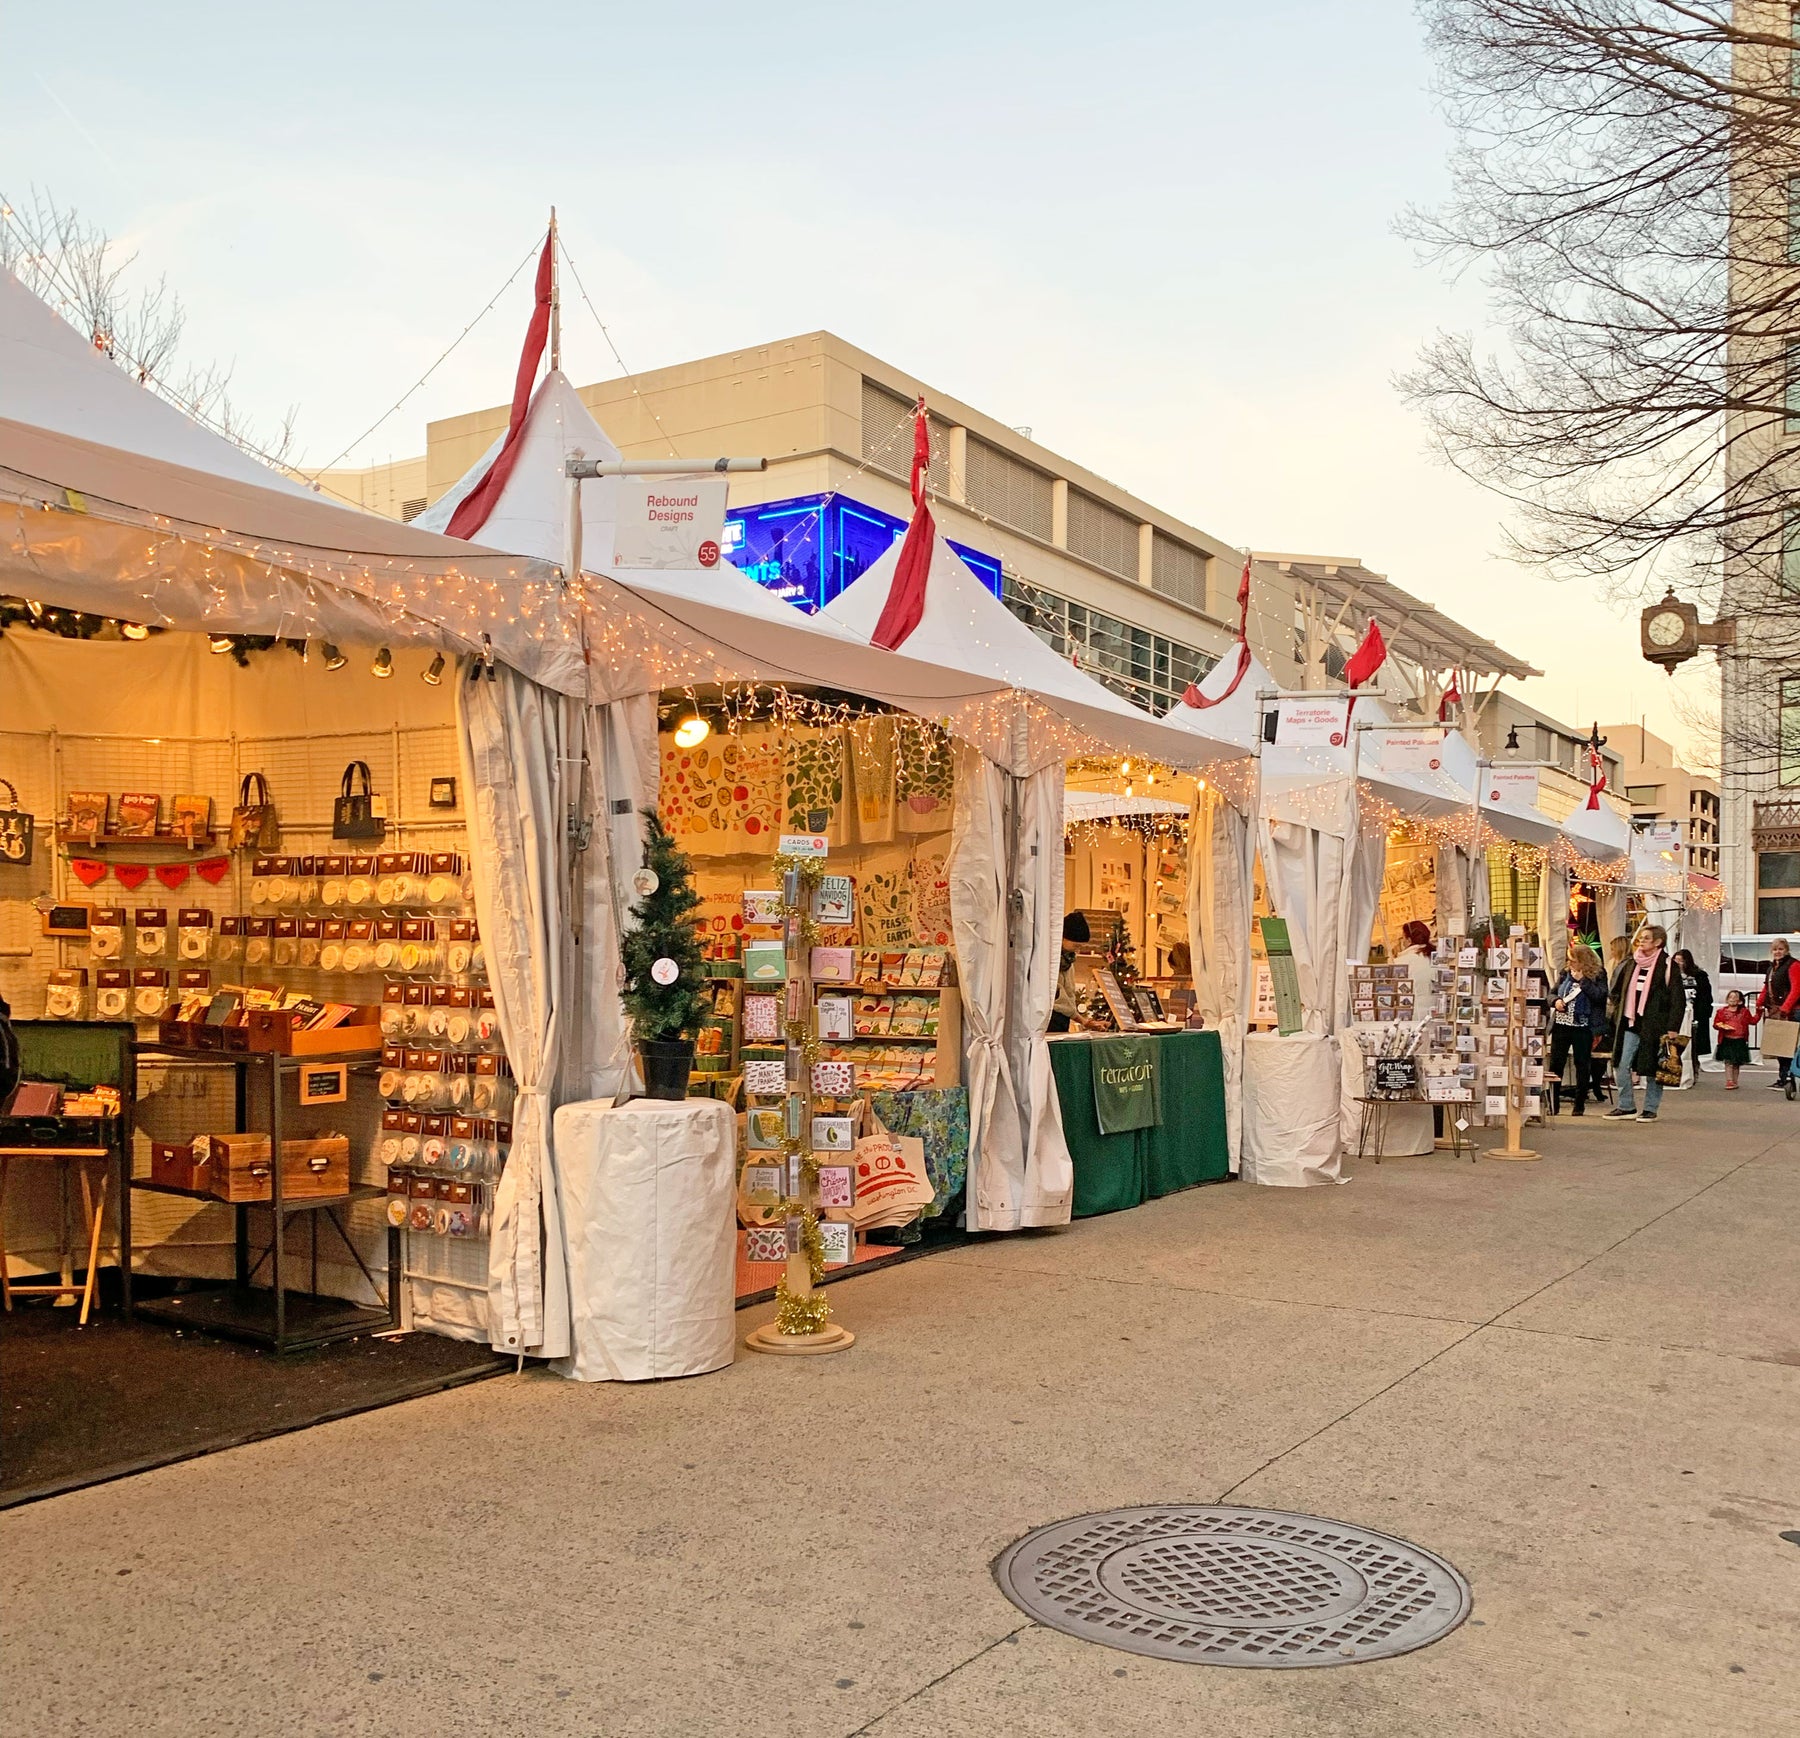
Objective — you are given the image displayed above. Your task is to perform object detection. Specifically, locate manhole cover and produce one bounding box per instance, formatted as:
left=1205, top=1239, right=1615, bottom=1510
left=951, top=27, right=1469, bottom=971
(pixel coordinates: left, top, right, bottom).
left=993, top=1505, right=1470, bottom=1668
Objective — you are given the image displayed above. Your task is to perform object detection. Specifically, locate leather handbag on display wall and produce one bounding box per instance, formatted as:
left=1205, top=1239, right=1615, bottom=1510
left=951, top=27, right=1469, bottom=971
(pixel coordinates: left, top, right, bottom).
left=230, top=772, right=280, bottom=851
left=332, top=761, right=386, bottom=843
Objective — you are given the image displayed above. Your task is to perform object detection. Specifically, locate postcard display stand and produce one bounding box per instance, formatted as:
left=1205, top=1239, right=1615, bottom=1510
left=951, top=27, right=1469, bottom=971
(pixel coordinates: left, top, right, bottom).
left=1419, top=930, right=1546, bottom=1159
left=743, top=853, right=856, bottom=1356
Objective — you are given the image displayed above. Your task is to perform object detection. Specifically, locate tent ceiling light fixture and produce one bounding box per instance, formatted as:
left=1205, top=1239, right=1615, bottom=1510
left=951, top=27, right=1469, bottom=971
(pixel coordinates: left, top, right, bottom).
left=208, top=634, right=234, bottom=654
left=422, top=651, right=446, bottom=685
left=120, top=622, right=149, bottom=640
left=372, top=646, right=394, bottom=678
left=321, top=642, right=347, bottom=671
left=673, top=712, right=711, bottom=748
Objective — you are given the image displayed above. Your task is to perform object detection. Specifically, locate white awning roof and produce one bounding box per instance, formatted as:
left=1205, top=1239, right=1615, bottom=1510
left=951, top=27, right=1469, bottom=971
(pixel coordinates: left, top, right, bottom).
left=0, top=268, right=589, bottom=696
left=822, top=527, right=1250, bottom=776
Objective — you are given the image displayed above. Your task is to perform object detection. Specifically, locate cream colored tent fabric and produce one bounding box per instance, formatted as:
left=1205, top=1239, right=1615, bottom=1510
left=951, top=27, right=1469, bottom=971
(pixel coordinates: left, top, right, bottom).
left=456, top=668, right=576, bottom=1359
left=950, top=744, right=1026, bottom=1230
left=1187, top=786, right=1255, bottom=1171
left=1006, top=763, right=1075, bottom=1227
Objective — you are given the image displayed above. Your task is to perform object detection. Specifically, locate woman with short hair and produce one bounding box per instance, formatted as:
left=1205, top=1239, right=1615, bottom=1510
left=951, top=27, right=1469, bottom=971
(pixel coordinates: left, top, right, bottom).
left=1604, top=924, right=1678, bottom=1123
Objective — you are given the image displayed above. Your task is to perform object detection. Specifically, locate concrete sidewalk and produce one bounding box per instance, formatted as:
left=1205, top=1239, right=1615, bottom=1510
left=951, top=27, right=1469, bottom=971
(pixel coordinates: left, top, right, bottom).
left=4, top=1080, right=1798, bottom=1736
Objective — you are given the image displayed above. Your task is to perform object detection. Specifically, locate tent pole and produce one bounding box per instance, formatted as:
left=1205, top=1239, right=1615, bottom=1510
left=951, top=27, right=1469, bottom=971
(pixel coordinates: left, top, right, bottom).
left=548, top=206, right=560, bottom=373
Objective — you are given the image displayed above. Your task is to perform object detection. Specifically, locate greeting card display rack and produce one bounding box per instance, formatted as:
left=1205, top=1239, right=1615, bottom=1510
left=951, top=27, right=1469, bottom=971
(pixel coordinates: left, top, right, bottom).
left=1487, top=928, right=1548, bottom=1162
left=743, top=851, right=854, bottom=1356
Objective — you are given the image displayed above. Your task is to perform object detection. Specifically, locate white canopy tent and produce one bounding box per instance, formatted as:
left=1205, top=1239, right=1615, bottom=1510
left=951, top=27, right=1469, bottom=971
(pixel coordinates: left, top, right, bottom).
left=821, top=531, right=1252, bottom=1230
left=1165, top=673, right=1497, bottom=1183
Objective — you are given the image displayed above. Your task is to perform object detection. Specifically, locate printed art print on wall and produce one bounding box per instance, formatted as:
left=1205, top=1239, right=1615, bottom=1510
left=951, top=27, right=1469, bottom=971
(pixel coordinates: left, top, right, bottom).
left=783, top=728, right=850, bottom=846
left=894, top=719, right=954, bottom=834
left=658, top=727, right=784, bottom=855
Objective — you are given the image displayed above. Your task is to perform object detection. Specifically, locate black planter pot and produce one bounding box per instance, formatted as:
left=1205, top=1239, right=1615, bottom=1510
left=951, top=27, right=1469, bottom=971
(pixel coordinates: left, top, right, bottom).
left=639, top=1039, right=695, bottom=1101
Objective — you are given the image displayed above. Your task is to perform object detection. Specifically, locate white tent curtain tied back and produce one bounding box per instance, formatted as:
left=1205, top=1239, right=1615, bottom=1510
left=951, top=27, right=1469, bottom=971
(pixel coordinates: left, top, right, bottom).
left=949, top=744, right=1027, bottom=1230
left=1007, top=762, right=1075, bottom=1227
left=1188, top=787, right=1255, bottom=1169
left=457, top=666, right=575, bottom=1359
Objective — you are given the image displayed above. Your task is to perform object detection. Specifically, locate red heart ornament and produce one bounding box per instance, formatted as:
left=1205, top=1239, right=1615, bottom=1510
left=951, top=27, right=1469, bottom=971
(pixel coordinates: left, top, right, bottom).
left=155, top=863, right=191, bottom=892
left=113, top=863, right=151, bottom=892
left=195, top=856, right=231, bottom=886
left=70, top=857, right=107, bottom=888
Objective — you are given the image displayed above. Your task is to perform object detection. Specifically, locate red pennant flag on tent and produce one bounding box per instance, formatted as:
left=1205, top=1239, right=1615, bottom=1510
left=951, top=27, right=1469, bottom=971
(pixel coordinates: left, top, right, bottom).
left=445, top=230, right=556, bottom=540
left=1183, top=556, right=1254, bottom=710
left=1343, top=618, right=1387, bottom=690
left=1437, top=669, right=1462, bottom=722
left=871, top=398, right=936, bottom=651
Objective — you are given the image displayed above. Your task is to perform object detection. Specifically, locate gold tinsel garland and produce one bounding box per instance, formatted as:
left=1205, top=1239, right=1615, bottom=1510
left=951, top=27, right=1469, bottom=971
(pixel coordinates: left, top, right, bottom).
left=774, top=1275, right=833, bottom=1335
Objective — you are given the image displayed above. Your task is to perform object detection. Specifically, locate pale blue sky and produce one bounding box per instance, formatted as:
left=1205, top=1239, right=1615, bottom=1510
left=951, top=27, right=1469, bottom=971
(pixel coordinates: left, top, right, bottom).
left=1, top=0, right=1712, bottom=759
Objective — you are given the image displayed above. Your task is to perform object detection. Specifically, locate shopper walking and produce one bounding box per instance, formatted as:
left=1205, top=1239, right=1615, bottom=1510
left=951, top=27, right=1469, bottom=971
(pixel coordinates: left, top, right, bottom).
left=1549, top=942, right=1607, bottom=1116
left=1713, top=990, right=1755, bottom=1090
left=1670, top=948, right=1711, bottom=1088
left=1676, top=949, right=1718, bottom=1075
left=1605, top=923, right=1678, bottom=1123
left=1757, top=936, right=1799, bottom=1089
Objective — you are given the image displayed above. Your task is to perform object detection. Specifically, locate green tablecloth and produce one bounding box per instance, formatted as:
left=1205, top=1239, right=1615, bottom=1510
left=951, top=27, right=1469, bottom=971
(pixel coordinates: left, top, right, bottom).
left=1048, top=1029, right=1230, bottom=1217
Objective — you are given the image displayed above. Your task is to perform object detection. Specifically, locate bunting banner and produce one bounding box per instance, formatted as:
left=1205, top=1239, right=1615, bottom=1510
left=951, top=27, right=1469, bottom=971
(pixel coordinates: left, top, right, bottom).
left=1181, top=555, right=1254, bottom=711
left=871, top=397, right=935, bottom=652
left=445, top=230, right=555, bottom=540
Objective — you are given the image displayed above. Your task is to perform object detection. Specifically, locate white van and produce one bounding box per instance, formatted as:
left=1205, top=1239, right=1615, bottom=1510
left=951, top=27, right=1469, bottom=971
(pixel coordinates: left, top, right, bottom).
left=1718, top=935, right=1792, bottom=1062
left=1718, top=934, right=1781, bottom=1006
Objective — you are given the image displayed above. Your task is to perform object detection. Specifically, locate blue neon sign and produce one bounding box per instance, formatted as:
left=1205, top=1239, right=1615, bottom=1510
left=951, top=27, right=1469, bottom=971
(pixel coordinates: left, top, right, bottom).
left=723, top=493, right=1002, bottom=613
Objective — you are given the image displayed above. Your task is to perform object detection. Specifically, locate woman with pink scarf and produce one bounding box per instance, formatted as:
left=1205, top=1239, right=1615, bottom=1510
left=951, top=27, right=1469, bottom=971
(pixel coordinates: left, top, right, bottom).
left=1604, top=924, right=1678, bottom=1122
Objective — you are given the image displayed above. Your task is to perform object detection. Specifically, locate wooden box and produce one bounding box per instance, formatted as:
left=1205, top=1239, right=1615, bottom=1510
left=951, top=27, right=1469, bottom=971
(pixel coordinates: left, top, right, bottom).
left=203, top=1133, right=351, bottom=1202
left=243, top=1009, right=383, bottom=1056
left=149, top=1139, right=213, bottom=1193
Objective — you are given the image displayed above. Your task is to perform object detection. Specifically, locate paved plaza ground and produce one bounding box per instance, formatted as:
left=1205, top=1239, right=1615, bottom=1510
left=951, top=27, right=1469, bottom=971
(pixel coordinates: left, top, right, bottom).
left=4, top=1073, right=1798, bottom=1736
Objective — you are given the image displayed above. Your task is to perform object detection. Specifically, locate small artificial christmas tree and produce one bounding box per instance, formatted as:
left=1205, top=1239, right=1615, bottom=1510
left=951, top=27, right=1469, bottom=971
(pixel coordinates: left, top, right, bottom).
left=1104, top=914, right=1139, bottom=987
left=620, top=809, right=709, bottom=1093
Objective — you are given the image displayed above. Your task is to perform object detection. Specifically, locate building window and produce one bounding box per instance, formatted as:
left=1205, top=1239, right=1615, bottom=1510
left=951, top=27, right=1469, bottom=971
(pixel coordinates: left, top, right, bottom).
left=1486, top=847, right=1540, bottom=930
left=1760, top=849, right=1800, bottom=930
left=963, top=436, right=1053, bottom=541
left=1783, top=677, right=1800, bottom=786
left=1066, top=488, right=1140, bottom=581
left=1787, top=343, right=1800, bottom=433
left=1150, top=532, right=1210, bottom=612
left=723, top=492, right=999, bottom=612
left=1782, top=509, right=1800, bottom=592
left=1790, top=176, right=1800, bottom=263
left=1002, top=572, right=1211, bottom=713
left=860, top=379, right=952, bottom=496
left=1625, top=784, right=1660, bottom=806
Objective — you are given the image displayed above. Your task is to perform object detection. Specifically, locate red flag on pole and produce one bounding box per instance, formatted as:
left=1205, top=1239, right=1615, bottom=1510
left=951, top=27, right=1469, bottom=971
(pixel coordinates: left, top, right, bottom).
left=1437, top=669, right=1462, bottom=723
left=871, top=396, right=936, bottom=651
left=446, top=230, right=556, bottom=541
left=1181, top=556, right=1254, bottom=710
left=1343, top=619, right=1387, bottom=690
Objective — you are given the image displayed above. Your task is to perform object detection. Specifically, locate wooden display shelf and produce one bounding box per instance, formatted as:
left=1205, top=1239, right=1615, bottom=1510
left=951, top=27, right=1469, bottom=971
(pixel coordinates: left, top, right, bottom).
left=132, top=1176, right=385, bottom=1215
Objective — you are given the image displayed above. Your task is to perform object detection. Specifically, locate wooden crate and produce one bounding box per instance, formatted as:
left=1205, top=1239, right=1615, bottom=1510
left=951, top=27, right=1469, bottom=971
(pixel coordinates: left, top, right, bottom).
left=202, top=1133, right=351, bottom=1202
left=243, top=1010, right=383, bottom=1056
left=149, top=1139, right=213, bottom=1192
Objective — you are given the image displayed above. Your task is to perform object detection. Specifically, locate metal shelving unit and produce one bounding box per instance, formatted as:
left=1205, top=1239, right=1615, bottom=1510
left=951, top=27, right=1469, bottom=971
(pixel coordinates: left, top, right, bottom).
left=129, top=1044, right=398, bottom=1353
